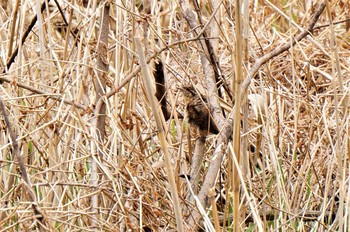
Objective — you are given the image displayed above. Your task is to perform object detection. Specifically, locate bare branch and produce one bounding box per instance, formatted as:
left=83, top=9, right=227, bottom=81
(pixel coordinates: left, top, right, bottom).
left=180, top=1, right=233, bottom=228
left=240, top=1, right=326, bottom=98
left=0, top=97, right=48, bottom=231
left=90, top=1, right=110, bottom=227
left=2, top=0, right=51, bottom=77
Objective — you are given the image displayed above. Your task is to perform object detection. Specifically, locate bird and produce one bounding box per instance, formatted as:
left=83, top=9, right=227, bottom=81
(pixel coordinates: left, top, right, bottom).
left=180, top=85, right=219, bottom=135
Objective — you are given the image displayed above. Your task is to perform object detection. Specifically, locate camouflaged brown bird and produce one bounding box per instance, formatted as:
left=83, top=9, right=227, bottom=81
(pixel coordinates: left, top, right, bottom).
left=181, top=86, right=219, bottom=135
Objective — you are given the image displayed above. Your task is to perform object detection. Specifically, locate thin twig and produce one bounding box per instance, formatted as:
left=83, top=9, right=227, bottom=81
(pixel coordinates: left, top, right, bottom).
left=313, top=18, right=350, bottom=30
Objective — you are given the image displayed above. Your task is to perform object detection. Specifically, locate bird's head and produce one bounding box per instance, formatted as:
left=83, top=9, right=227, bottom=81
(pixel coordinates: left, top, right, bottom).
left=180, top=85, right=197, bottom=99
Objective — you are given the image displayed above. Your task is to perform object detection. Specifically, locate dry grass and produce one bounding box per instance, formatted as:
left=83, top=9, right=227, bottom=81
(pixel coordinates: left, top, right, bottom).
left=0, top=0, right=350, bottom=231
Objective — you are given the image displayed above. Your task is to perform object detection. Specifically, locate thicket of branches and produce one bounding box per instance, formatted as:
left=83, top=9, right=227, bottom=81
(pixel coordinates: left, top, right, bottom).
left=0, top=0, right=350, bottom=231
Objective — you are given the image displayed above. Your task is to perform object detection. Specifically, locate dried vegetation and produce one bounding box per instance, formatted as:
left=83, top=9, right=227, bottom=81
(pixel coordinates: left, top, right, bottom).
left=0, top=0, right=350, bottom=231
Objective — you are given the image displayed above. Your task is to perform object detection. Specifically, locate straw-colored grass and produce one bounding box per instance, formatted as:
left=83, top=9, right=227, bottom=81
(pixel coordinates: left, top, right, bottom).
left=0, top=0, right=349, bottom=231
